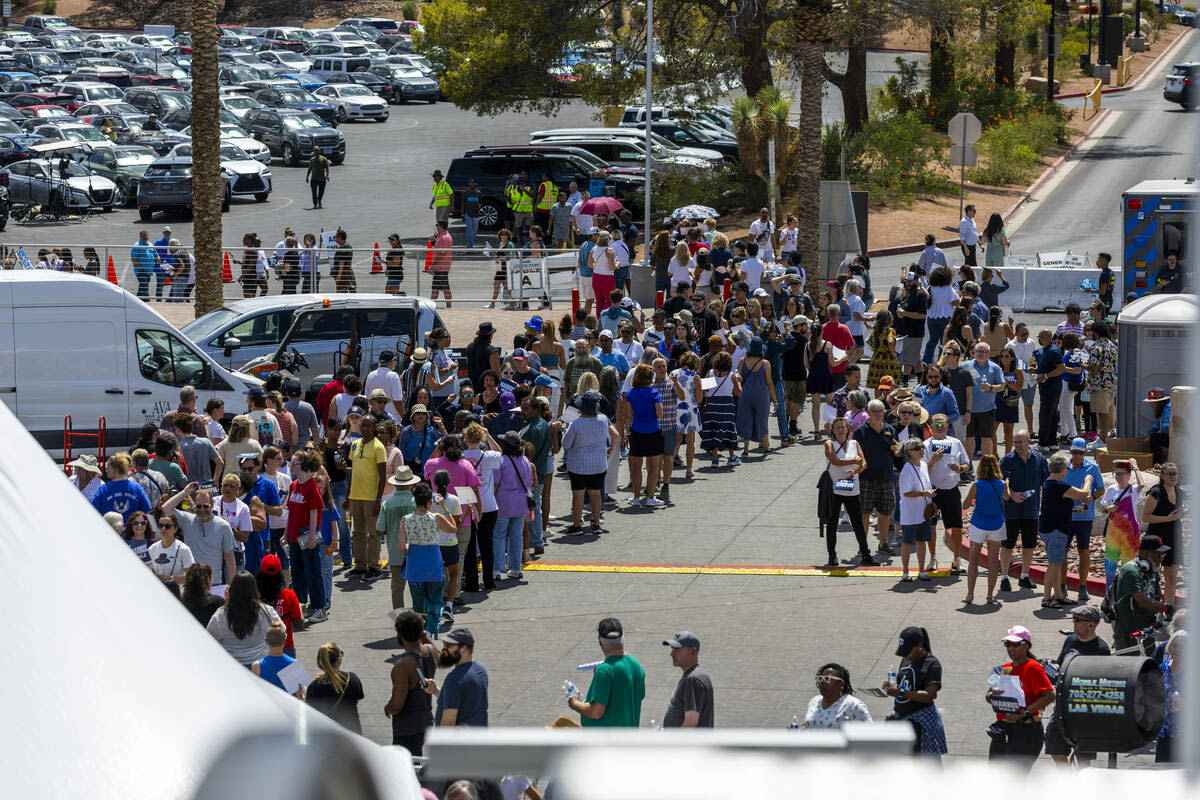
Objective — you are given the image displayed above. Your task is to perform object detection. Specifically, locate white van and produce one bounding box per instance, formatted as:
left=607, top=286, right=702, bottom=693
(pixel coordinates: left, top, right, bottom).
left=308, top=54, right=373, bottom=79
left=0, top=271, right=260, bottom=453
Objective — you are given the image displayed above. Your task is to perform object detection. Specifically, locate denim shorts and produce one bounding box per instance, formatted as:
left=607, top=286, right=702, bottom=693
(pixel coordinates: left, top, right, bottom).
left=901, top=521, right=932, bottom=544
left=1040, top=529, right=1069, bottom=563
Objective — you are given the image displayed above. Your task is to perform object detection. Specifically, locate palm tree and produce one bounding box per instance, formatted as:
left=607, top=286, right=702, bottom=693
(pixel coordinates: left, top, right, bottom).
left=191, top=0, right=223, bottom=316
left=730, top=88, right=802, bottom=235
left=792, top=1, right=835, bottom=296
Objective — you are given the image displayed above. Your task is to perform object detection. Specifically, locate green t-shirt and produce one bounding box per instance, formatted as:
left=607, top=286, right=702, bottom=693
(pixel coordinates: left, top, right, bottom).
left=376, top=490, right=416, bottom=566
left=521, top=416, right=551, bottom=478
left=150, top=456, right=187, bottom=490
left=582, top=653, right=645, bottom=728
left=1114, top=560, right=1157, bottom=636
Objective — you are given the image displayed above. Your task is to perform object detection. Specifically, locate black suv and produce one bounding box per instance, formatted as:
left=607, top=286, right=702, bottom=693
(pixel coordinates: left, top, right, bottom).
left=241, top=107, right=345, bottom=166
left=251, top=86, right=338, bottom=126
left=1164, top=63, right=1200, bottom=110
left=11, top=49, right=70, bottom=77
left=445, top=145, right=644, bottom=229
left=122, top=87, right=191, bottom=115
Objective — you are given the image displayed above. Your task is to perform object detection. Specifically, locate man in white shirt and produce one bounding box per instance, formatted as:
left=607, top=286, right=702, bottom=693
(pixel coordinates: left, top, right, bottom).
left=571, top=191, right=594, bottom=238
left=274, top=226, right=296, bottom=263
left=922, top=414, right=970, bottom=574
left=245, top=387, right=281, bottom=446
left=739, top=242, right=765, bottom=291
left=958, top=205, right=979, bottom=266
left=365, top=349, right=405, bottom=421
left=613, top=321, right=644, bottom=367
left=844, top=277, right=870, bottom=364
left=749, top=207, right=775, bottom=263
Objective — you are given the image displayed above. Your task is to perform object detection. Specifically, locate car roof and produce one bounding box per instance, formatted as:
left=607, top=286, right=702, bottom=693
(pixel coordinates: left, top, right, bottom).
left=213, top=292, right=431, bottom=317
left=149, top=156, right=191, bottom=165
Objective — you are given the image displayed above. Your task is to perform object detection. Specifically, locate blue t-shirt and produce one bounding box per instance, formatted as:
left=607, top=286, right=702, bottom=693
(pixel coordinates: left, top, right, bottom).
left=1065, top=458, right=1103, bottom=521
left=91, top=478, right=151, bottom=522
left=578, top=241, right=595, bottom=277
left=250, top=473, right=282, bottom=508
left=597, top=351, right=630, bottom=376
left=967, top=358, right=1004, bottom=413
left=320, top=503, right=342, bottom=547
left=598, top=307, right=632, bottom=332
left=972, top=479, right=1006, bottom=530
left=257, top=653, right=296, bottom=691
left=627, top=386, right=662, bottom=435
left=436, top=661, right=489, bottom=726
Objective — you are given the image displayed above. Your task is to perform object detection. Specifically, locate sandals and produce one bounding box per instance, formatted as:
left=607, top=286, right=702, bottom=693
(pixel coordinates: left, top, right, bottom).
left=986, top=596, right=997, bottom=604
left=962, top=595, right=974, bottom=605
left=1042, top=598, right=1065, bottom=609
left=685, top=471, right=694, bottom=479
left=900, top=575, right=914, bottom=582
left=918, top=572, right=931, bottom=581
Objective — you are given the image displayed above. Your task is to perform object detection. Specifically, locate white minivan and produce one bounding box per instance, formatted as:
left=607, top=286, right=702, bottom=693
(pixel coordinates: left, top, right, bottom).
left=0, top=271, right=261, bottom=453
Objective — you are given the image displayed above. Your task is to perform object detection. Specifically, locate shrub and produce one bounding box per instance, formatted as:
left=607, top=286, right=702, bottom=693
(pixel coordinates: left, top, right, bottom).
left=845, top=112, right=957, bottom=206
left=820, top=122, right=847, bottom=181
left=651, top=164, right=743, bottom=221
left=40, top=0, right=56, bottom=12
left=402, top=1, right=419, bottom=20
left=967, top=120, right=1040, bottom=185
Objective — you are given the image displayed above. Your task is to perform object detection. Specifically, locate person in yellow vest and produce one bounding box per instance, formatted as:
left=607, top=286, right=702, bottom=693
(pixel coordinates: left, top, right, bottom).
left=503, top=175, right=518, bottom=235
left=429, top=169, right=453, bottom=226
left=534, top=175, right=558, bottom=238
left=512, top=170, right=535, bottom=244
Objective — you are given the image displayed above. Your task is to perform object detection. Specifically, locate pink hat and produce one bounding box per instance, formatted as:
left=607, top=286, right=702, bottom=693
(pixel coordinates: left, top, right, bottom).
left=1001, top=625, right=1032, bottom=645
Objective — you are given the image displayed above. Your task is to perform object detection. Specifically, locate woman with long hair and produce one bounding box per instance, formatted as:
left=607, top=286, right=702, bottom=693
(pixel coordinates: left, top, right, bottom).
left=589, top=232, right=618, bottom=313
left=266, top=390, right=298, bottom=452
left=865, top=309, right=901, bottom=391
left=399, top=481, right=458, bottom=637
left=981, top=306, right=1012, bottom=356
left=962, top=454, right=1005, bottom=604
left=806, top=322, right=845, bottom=441
left=981, top=213, right=1010, bottom=268
left=823, top=416, right=873, bottom=567
left=306, top=642, right=365, bottom=734
left=1143, top=462, right=1184, bottom=605
left=924, top=266, right=959, bottom=366
left=124, top=509, right=156, bottom=565
left=624, top=364, right=666, bottom=505
left=424, top=435, right=480, bottom=616
left=237, top=232, right=260, bottom=298
left=206, top=570, right=281, bottom=666
left=255, top=556, right=302, bottom=658
left=736, top=338, right=775, bottom=456
left=699, top=350, right=740, bottom=467
left=216, top=415, right=262, bottom=479
left=181, top=562, right=223, bottom=626
left=650, top=229, right=673, bottom=296
left=671, top=350, right=703, bottom=478
left=533, top=318, right=566, bottom=412
left=941, top=304, right=974, bottom=355
left=463, top=423, right=502, bottom=591
left=995, top=346, right=1024, bottom=453
left=667, top=240, right=692, bottom=288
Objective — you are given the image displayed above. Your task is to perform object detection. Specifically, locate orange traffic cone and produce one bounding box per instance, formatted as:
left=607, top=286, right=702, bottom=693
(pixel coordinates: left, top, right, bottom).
left=423, top=239, right=433, bottom=272
left=106, top=255, right=118, bottom=285
left=371, top=242, right=383, bottom=273
left=221, top=251, right=233, bottom=283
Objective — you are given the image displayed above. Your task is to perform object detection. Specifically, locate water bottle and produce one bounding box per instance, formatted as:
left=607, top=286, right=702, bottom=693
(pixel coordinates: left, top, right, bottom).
left=562, top=680, right=577, bottom=699
left=887, top=669, right=897, bottom=686
left=577, top=660, right=603, bottom=671
left=650, top=718, right=661, bottom=730
left=788, top=715, right=800, bottom=730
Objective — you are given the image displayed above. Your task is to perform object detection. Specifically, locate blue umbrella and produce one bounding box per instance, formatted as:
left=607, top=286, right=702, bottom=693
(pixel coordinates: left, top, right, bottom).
left=670, top=205, right=719, bottom=220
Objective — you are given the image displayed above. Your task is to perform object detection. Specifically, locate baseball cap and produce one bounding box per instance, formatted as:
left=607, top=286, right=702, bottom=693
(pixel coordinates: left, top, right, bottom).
left=598, top=329, right=614, bottom=340
left=1001, top=625, right=1033, bottom=645
left=895, top=625, right=926, bottom=656
left=443, top=627, right=475, bottom=646
left=598, top=617, right=623, bottom=640
left=792, top=315, right=811, bottom=327
left=259, top=554, right=282, bottom=575
left=1139, top=534, right=1171, bottom=553
left=346, top=407, right=364, bottom=418
left=534, top=373, right=559, bottom=389
left=587, top=226, right=600, bottom=235
left=283, top=378, right=302, bottom=395
left=1069, top=437, right=1087, bottom=452
left=511, top=348, right=528, bottom=361
left=245, top=386, right=265, bottom=400
left=752, top=287, right=769, bottom=298
left=620, top=296, right=636, bottom=309
left=499, top=392, right=517, bottom=411
left=379, top=349, right=395, bottom=364
left=906, top=271, right=918, bottom=281
left=663, top=631, right=700, bottom=650
left=237, top=452, right=260, bottom=463
left=1072, top=606, right=1102, bottom=622
left=369, top=388, right=389, bottom=400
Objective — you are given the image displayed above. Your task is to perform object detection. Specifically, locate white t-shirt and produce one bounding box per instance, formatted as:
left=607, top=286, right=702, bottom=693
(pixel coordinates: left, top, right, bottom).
left=206, top=418, right=226, bottom=443
left=267, top=470, right=291, bottom=530
left=333, top=392, right=363, bottom=421
left=571, top=202, right=593, bottom=234
left=667, top=256, right=691, bottom=285
left=731, top=346, right=746, bottom=373
left=749, top=219, right=774, bottom=257
left=739, top=257, right=765, bottom=291
left=590, top=246, right=615, bottom=276
left=247, top=409, right=281, bottom=445
left=779, top=226, right=799, bottom=254
left=804, top=693, right=872, bottom=729
left=216, top=496, right=253, bottom=536
left=1101, top=483, right=1141, bottom=510
left=898, top=461, right=933, bottom=526
left=365, top=366, right=404, bottom=404
left=464, top=448, right=502, bottom=513
left=922, top=436, right=968, bottom=490
left=825, top=438, right=860, bottom=494
left=845, top=294, right=867, bottom=337
left=148, top=539, right=195, bottom=579
left=1006, top=338, right=1038, bottom=388
left=614, top=338, right=643, bottom=367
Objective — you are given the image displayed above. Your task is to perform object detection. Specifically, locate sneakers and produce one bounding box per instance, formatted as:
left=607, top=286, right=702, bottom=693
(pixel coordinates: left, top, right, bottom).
left=657, top=485, right=671, bottom=502
left=1077, top=586, right=1090, bottom=602
left=859, top=554, right=877, bottom=566
left=728, top=456, right=742, bottom=466
left=1019, top=575, right=1035, bottom=589
left=628, top=496, right=644, bottom=506
left=533, top=546, right=545, bottom=555
left=508, top=569, right=523, bottom=579
left=493, top=571, right=504, bottom=581
left=308, top=609, right=327, bottom=622
left=643, top=497, right=667, bottom=507
left=824, top=557, right=839, bottom=568
left=999, top=577, right=1012, bottom=592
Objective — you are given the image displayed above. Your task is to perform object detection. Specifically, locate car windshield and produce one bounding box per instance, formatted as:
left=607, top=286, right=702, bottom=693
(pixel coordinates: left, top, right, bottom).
left=282, top=114, right=323, bottom=131
left=180, top=307, right=239, bottom=343
left=158, top=93, right=188, bottom=109
left=338, top=85, right=372, bottom=96
left=66, top=125, right=108, bottom=141
left=277, top=52, right=306, bottom=63
left=115, top=150, right=156, bottom=166
left=51, top=161, right=92, bottom=177
left=224, top=96, right=258, bottom=109
left=392, top=68, right=424, bottom=79
left=407, top=55, right=432, bottom=71
left=278, top=90, right=314, bottom=102
left=31, top=54, right=61, bottom=66
left=93, top=87, right=125, bottom=100
left=0, top=119, right=20, bottom=134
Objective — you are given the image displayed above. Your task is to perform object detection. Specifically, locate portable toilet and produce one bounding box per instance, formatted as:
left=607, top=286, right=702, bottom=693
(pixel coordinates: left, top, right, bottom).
left=1116, top=292, right=1197, bottom=436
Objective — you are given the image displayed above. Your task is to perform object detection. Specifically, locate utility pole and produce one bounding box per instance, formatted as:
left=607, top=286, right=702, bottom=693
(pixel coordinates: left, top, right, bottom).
left=643, top=0, right=653, bottom=269
left=1046, top=0, right=1056, bottom=103
left=1098, top=0, right=1108, bottom=66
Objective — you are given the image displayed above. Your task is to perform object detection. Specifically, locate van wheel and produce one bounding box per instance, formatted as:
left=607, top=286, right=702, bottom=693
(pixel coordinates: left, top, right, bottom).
left=139, top=207, right=153, bottom=221
left=336, top=106, right=348, bottom=122
left=283, top=143, right=298, bottom=167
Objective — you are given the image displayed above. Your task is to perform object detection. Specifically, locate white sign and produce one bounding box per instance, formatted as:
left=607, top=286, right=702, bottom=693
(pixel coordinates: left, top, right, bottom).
left=950, top=145, right=978, bottom=168
left=2, top=2, right=12, bottom=19
left=1004, top=255, right=1038, bottom=269
left=1037, top=250, right=1090, bottom=269
left=506, top=257, right=545, bottom=292
left=948, top=112, right=982, bottom=146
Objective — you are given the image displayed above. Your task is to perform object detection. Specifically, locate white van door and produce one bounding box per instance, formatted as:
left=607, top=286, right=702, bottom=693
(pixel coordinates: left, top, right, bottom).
left=13, top=305, right=128, bottom=447
left=0, top=282, right=14, bottom=415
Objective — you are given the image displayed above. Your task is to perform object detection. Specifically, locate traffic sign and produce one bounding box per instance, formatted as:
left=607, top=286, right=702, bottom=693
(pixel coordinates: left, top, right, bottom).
left=948, top=112, right=981, bottom=146
left=950, top=145, right=978, bottom=168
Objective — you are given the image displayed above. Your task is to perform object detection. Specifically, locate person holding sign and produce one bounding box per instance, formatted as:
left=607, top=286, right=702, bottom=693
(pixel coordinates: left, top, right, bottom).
left=986, top=626, right=1055, bottom=770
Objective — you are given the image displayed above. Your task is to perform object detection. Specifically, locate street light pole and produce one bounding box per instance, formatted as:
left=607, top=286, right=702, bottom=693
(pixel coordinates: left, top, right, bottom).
left=643, top=0, right=653, bottom=273
left=1046, top=0, right=1056, bottom=103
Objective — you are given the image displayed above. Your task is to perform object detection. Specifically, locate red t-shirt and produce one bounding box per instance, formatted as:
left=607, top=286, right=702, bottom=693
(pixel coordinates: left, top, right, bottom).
left=316, top=379, right=343, bottom=424
left=996, top=658, right=1054, bottom=720
left=285, top=477, right=325, bottom=543
left=686, top=240, right=710, bottom=256
left=822, top=321, right=855, bottom=373
left=272, top=589, right=303, bottom=650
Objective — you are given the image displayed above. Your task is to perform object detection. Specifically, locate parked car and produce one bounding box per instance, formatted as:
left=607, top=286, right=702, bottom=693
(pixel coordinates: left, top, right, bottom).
left=31, top=120, right=113, bottom=147
left=179, top=121, right=271, bottom=165
left=82, top=143, right=157, bottom=205
left=6, top=157, right=118, bottom=210
left=11, top=49, right=70, bottom=77
left=53, top=80, right=127, bottom=110
left=374, top=65, right=438, bottom=103
left=1164, top=62, right=1200, bottom=109
left=167, top=141, right=271, bottom=202
left=251, top=86, right=337, bottom=126
left=218, top=93, right=264, bottom=118
left=21, top=15, right=77, bottom=35
left=275, top=72, right=326, bottom=91
left=0, top=132, right=40, bottom=165
left=257, top=49, right=312, bottom=73
left=122, top=87, right=191, bottom=115
left=312, top=82, right=388, bottom=122
left=324, top=69, right=392, bottom=101
left=158, top=106, right=245, bottom=132
left=136, top=156, right=231, bottom=220
left=241, top=107, right=345, bottom=166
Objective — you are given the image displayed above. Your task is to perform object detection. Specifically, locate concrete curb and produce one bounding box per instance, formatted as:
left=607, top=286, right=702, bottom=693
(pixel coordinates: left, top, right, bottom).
left=955, top=541, right=1109, bottom=595
left=1055, top=26, right=1195, bottom=99
left=999, top=106, right=1113, bottom=221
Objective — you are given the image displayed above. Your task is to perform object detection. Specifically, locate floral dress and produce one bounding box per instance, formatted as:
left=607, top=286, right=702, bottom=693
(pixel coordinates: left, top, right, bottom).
left=866, top=327, right=901, bottom=389
left=672, top=368, right=701, bottom=434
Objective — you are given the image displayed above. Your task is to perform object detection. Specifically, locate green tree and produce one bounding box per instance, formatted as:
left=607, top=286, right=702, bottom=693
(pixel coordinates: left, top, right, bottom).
left=731, top=87, right=802, bottom=226
left=822, top=0, right=898, bottom=135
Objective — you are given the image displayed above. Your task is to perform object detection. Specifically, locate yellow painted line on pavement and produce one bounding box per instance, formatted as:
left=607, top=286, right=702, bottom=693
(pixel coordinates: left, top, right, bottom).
left=524, top=562, right=950, bottom=578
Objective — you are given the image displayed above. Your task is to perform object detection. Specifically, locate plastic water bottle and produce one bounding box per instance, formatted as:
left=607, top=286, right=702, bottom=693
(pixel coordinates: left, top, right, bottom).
left=577, top=660, right=603, bottom=671
left=788, top=715, right=800, bottom=730
left=650, top=718, right=661, bottom=730
left=562, top=680, right=577, bottom=699
left=887, top=669, right=897, bottom=686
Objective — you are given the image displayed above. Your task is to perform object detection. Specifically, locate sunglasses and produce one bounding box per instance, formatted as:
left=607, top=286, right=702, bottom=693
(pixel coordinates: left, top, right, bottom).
left=1003, top=641, right=1026, bottom=648
left=932, top=422, right=948, bottom=427
left=159, top=522, right=175, bottom=529
left=900, top=410, right=913, bottom=415
left=193, top=503, right=212, bottom=509
left=816, top=674, right=844, bottom=683
left=1164, top=471, right=1179, bottom=477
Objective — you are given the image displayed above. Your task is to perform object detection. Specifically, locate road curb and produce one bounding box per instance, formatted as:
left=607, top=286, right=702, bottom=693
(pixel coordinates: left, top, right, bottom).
left=955, top=541, right=1109, bottom=595
left=999, top=106, right=1113, bottom=221
left=1055, top=26, right=1196, bottom=99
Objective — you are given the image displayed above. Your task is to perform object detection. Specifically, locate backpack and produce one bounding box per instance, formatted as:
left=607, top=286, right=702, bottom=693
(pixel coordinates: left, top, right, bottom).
left=1099, top=579, right=1120, bottom=623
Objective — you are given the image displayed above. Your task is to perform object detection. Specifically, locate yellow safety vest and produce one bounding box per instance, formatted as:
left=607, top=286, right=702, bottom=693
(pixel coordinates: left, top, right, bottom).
left=432, top=179, right=452, bottom=207
left=535, top=180, right=557, bottom=211
left=504, top=184, right=517, bottom=210
left=514, top=187, right=533, bottom=213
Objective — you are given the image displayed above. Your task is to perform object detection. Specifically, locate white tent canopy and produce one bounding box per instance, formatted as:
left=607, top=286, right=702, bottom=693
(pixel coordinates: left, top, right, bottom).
left=0, top=399, right=420, bottom=799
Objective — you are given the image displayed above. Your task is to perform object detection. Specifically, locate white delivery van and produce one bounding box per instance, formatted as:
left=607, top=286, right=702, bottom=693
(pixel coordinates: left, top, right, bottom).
left=0, top=271, right=261, bottom=453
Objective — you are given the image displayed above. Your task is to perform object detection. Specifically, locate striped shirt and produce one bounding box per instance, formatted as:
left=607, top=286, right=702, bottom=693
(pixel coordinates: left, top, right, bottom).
left=561, top=414, right=611, bottom=475
left=653, top=377, right=677, bottom=430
